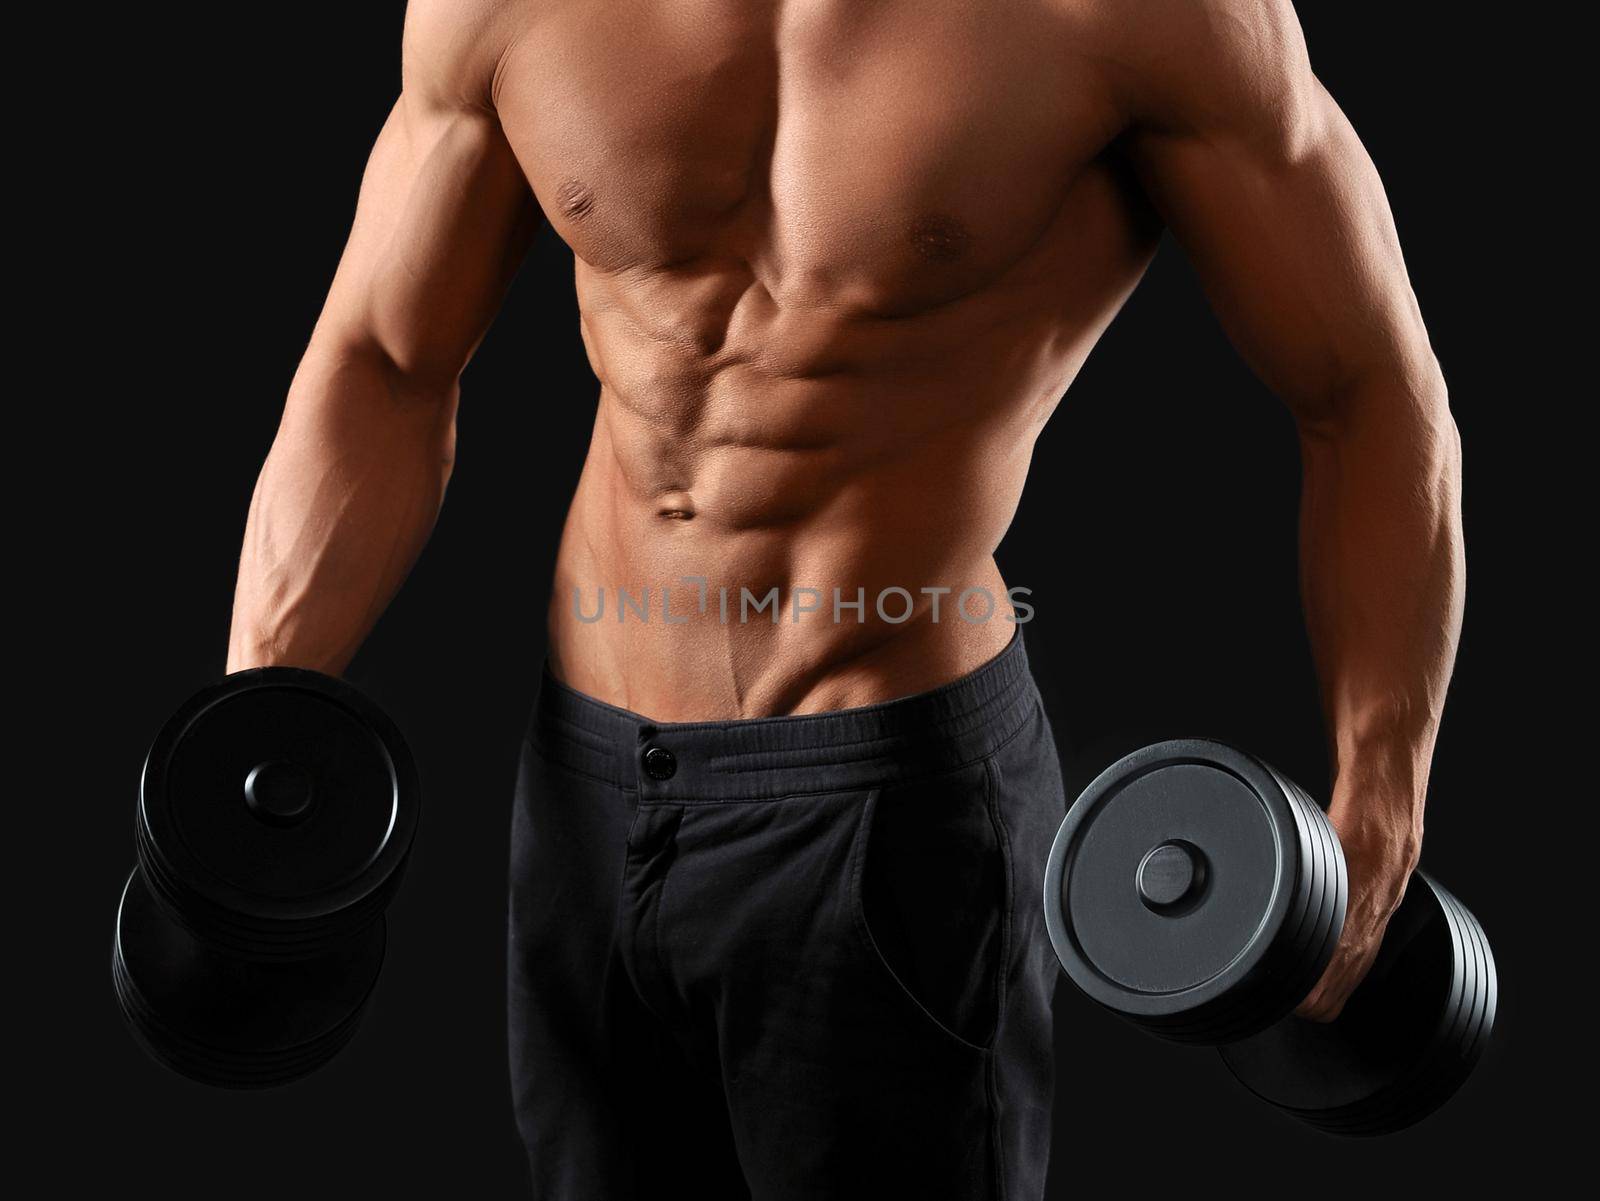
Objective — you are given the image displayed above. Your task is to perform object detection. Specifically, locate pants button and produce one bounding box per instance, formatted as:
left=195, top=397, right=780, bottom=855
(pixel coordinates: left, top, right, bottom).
left=642, top=745, right=677, bottom=781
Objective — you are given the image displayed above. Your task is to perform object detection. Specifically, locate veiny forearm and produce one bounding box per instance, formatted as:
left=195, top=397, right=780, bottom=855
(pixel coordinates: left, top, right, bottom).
left=1297, top=366, right=1464, bottom=850
left=226, top=341, right=458, bottom=675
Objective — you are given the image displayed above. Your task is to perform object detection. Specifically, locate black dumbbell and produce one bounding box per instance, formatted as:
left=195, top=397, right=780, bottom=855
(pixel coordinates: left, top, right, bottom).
left=112, top=668, right=421, bottom=1088
left=1043, top=739, right=1495, bottom=1136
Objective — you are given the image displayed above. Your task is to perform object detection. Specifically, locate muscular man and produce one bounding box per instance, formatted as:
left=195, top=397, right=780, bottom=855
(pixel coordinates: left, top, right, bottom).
left=227, top=1, right=1463, bottom=1196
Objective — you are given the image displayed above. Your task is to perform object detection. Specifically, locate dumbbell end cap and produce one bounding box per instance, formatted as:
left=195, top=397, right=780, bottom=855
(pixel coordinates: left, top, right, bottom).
left=1137, top=840, right=1206, bottom=911
left=244, top=761, right=315, bottom=826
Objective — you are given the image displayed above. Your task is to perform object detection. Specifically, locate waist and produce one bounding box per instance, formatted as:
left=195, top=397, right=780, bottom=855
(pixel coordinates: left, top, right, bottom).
left=528, top=626, right=1038, bottom=802
left=548, top=519, right=1028, bottom=715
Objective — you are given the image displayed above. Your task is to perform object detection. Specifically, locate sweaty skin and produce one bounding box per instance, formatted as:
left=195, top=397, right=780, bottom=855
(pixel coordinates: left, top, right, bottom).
left=226, top=0, right=1463, bottom=1020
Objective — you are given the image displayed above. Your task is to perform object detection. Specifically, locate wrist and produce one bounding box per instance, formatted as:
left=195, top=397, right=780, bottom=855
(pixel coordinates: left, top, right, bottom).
left=226, top=635, right=342, bottom=677
left=1327, top=773, right=1425, bottom=879
left=1334, top=712, right=1431, bottom=801
left=226, top=639, right=285, bottom=674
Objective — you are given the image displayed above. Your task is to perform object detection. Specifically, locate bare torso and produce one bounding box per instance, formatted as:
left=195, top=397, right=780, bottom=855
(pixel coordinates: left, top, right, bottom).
left=227, top=0, right=1459, bottom=1017
left=486, top=0, right=1159, bottom=717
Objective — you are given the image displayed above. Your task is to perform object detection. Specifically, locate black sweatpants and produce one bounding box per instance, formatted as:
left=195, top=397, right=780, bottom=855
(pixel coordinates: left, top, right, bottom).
left=508, top=632, right=1066, bottom=1199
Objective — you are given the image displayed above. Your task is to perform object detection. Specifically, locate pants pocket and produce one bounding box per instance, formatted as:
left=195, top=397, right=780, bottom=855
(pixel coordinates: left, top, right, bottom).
left=849, top=759, right=1008, bottom=1052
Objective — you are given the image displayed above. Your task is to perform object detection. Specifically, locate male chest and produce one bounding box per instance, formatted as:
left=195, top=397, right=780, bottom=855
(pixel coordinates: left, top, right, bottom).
left=494, top=0, right=1117, bottom=309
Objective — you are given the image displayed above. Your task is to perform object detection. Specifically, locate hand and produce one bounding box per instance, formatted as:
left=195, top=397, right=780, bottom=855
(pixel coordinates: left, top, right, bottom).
left=1295, top=783, right=1422, bottom=1022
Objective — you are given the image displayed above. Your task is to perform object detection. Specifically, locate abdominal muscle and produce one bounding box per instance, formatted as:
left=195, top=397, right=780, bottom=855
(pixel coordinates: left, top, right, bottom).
left=543, top=269, right=1084, bottom=721
left=546, top=438, right=1023, bottom=721
left=541, top=148, right=1161, bottom=720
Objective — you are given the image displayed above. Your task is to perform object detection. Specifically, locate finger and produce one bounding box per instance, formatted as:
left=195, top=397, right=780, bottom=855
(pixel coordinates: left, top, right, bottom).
left=1296, top=996, right=1338, bottom=1022
left=1302, top=936, right=1388, bottom=1021
left=1297, top=971, right=1354, bottom=1021
left=1294, top=981, right=1337, bottom=1021
left=1311, top=989, right=1349, bottom=1022
left=1296, top=943, right=1363, bottom=1020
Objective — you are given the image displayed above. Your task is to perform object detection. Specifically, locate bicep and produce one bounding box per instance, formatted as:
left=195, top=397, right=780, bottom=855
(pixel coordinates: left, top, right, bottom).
left=1128, top=75, right=1439, bottom=422
left=314, top=91, right=540, bottom=385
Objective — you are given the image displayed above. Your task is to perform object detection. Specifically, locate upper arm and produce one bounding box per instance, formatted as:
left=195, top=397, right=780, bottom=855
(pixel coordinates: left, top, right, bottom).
left=310, top=0, right=539, bottom=388
left=1111, top=0, right=1444, bottom=425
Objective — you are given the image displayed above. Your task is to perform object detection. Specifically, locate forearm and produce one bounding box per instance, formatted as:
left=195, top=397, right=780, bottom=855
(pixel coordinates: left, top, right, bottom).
left=226, top=340, right=458, bottom=675
left=1297, top=366, right=1464, bottom=851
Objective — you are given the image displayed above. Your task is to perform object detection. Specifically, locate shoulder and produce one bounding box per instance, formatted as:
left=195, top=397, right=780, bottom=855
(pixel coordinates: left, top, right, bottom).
left=401, top=0, right=528, bottom=112
left=1071, top=0, right=1318, bottom=146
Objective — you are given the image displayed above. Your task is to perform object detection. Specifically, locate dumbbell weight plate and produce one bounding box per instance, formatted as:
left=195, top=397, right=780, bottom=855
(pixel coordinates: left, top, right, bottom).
left=112, top=868, right=385, bottom=1088
left=1043, top=740, right=1343, bottom=1044
left=1309, top=884, right=1494, bottom=1135
left=1218, top=871, right=1497, bottom=1135
left=1155, top=779, right=1346, bottom=1045
left=1290, top=880, right=1482, bottom=1136
left=1266, top=766, right=1349, bottom=1029
left=1126, top=776, right=1339, bottom=1044
left=137, top=668, right=421, bottom=956
left=1306, top=889, right=1487, bottom=1136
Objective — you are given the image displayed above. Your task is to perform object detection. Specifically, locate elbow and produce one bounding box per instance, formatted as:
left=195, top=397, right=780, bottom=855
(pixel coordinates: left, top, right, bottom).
left=1435, top=385, right=1462, bottom=489
left=285, top=334, right=462, bottom=479
left=306, top=331, right=464, bottom=411
left=1301, top=350, right=1455, bottom=448
left=1295, top=354, right=1462, bottom=507
left=1412, top=355, right=1461, bottom=494
left=364, top=337, right=465, bottom=408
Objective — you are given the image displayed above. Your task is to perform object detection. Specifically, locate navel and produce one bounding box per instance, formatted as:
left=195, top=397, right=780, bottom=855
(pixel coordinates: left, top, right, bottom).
left=655, top=489, right=697, bottom=521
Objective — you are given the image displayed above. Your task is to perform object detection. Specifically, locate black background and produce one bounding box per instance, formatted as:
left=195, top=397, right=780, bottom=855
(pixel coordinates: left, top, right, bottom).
left=46, top=2, right=1569, bottom=1194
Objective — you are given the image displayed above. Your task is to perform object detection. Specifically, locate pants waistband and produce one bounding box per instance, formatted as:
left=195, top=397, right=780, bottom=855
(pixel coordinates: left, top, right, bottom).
left=528, top=630, right=1039, bottom=802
